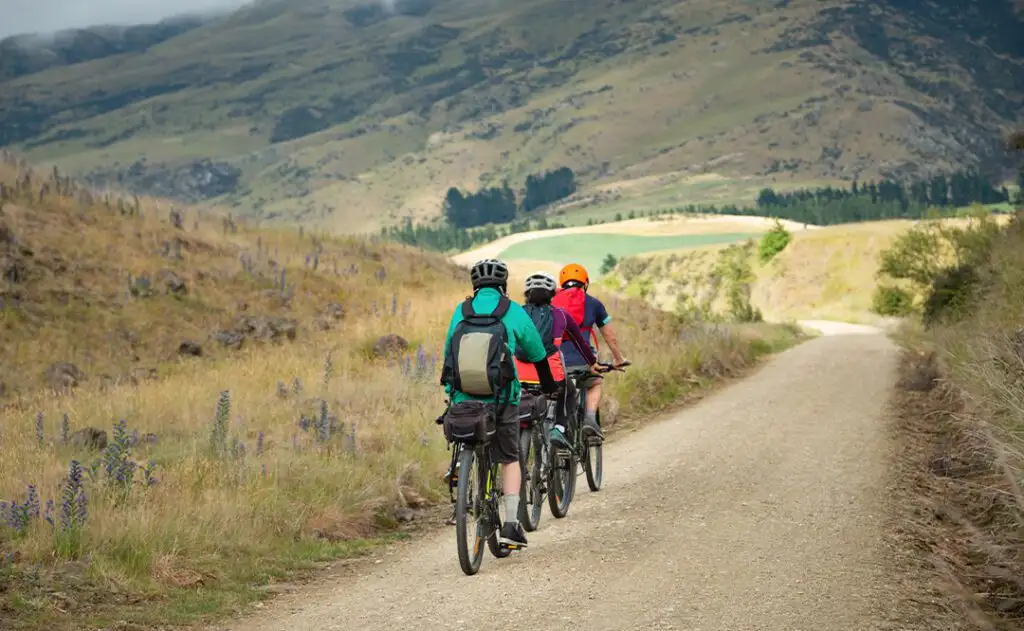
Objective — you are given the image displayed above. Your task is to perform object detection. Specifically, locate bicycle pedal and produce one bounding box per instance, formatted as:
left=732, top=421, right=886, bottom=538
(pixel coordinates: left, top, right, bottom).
left=501, top=542, right=525, bottom=551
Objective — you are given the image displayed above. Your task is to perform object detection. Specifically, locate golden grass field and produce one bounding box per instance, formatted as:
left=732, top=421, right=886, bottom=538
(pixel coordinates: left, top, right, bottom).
left=0, top=157, right=806, bottom=629
left=596, top=214, right=1015, bottom=325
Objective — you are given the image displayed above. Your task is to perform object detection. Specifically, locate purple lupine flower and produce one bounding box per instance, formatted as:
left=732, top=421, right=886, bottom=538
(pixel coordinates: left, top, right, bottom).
left=346, top=424, right=357, bottom=454
left=391, top=293, right=397, bottom=316
left=44, top=499, right=55, bottom=528
left=35, top=412, right=44, bottom=446
left=60, top=460, right=86, bottom=530
left=256, top=432, right=265, bottom=455
left=61, top=414, right=70, bottom=444
left=76, top=490, right=88, bottom=525
left=317, top=400, right=330, bottom=443
left=143, top=461, right=158, bottom=487
left=25, top=485, right=39, bottom=520
left=8, top=502, right=27, bottom=533
left=416, top=346, right=428, bottom=375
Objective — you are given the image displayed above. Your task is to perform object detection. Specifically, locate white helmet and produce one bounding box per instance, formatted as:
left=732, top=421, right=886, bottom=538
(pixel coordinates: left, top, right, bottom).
left=524, top=271, right=557, bottom=293
left=470, top=258, right=509, bottom=289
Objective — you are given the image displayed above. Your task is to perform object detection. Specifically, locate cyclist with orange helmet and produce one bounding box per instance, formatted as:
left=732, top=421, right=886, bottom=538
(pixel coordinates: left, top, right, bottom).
left=551, top=263, right=630, bottom=444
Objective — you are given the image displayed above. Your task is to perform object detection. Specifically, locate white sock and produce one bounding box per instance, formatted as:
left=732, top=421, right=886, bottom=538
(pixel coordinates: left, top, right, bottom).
left=503, top=493, right=519, bottom=524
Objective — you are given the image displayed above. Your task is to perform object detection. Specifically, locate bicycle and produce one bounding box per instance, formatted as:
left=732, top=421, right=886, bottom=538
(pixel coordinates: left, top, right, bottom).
left=439, top=405, right=517, bottom=576
left=548, top=361, right=628, bottom=517
left=516, top=383, right=555, bottom=532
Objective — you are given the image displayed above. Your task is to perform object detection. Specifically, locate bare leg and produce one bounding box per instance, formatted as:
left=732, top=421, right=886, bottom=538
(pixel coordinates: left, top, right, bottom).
left=501, top=461, right=520, bottom=495
left=585, top=380, right=602, bottom=415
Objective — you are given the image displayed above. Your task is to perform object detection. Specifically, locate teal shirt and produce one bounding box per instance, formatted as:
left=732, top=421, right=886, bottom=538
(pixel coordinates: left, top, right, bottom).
left=442, top=287, right=548, bottom=405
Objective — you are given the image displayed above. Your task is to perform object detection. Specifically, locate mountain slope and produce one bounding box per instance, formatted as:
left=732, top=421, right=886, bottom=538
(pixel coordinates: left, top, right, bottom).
left=1, top=0, right=1021, bottom=233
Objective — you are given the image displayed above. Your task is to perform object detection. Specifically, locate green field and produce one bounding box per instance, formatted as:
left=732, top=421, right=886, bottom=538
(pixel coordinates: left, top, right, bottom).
left=498, top=232, right=762, bottom=276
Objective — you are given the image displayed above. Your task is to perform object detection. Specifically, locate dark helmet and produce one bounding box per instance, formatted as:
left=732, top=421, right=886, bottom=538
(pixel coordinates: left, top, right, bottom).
left=470, top=258, right=510, bottom=290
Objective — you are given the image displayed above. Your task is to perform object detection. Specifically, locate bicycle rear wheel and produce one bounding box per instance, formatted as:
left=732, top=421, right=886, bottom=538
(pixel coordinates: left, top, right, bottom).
left=518, top=426, right=544, bottom=532
left=547, top=447, right=576, bottom=518
left=455, top=446, right=485, bottom=575
left=485, top=458, right=511, bottom=559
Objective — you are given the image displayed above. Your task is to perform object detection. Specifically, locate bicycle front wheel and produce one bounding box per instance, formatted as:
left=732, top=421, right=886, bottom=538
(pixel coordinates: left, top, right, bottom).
left=455, top=446, right=485, bottom=575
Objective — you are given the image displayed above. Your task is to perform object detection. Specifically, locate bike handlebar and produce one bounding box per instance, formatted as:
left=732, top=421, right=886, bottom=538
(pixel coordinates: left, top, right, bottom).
left=594, top=360, right=630, bottom=374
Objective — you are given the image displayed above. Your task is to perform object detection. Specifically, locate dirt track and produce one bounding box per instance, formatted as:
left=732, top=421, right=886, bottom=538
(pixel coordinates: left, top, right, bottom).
left=220, top=326, right=915, bottom=631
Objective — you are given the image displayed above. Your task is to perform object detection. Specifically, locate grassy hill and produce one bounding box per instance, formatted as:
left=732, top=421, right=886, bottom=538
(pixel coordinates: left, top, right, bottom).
left=598, top=213, right=1019, bottom=324
left=1, top=0, right=1021, bottom=233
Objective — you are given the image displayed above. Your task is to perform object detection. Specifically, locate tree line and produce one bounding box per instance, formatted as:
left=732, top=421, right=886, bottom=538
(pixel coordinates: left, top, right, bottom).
left=750, top=169, right=1011, bottom=225
left=443, top=167, right=577, bottom=229
left=383, top=167, right=1017, bottom=252
left=381, top=216, right=567, bottom=252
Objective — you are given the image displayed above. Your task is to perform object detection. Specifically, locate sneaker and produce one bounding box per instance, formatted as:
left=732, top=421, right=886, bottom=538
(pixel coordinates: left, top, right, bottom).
left=582, top=417, right=605, bottom=442
left=550, top=427, right=570, bottom=448
left=499, top=522, right=528, bottom=549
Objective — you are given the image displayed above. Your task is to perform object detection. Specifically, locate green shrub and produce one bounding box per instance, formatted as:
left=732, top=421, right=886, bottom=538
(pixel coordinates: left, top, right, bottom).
left=600, top=253, right=619, bottom=274
left=922, top=263, right=979, bottom=326
left=870, top=285, right=914, bottom=316
left=758, top=219, right=792, bottom=263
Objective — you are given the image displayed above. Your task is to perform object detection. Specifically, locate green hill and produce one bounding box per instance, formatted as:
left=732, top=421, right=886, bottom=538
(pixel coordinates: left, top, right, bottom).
left=1, top=0, right=1021, bottom=233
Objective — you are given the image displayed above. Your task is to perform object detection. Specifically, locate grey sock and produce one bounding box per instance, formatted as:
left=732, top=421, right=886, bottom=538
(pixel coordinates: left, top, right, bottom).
left=585, top=410, right=598, bottom=425
left=503, top=494, right=520, bottom=524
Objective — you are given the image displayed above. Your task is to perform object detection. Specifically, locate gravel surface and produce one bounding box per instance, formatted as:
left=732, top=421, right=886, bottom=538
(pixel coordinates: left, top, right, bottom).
left=221, top=328, right=914, bottom=631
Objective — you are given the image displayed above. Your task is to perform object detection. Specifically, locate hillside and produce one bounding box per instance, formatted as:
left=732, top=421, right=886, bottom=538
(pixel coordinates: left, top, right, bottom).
left=0, top=149, right=463, bottom=398
left=1, top=0, right=1021, bottom=233
left=598, top=213, right=1019, bottom=324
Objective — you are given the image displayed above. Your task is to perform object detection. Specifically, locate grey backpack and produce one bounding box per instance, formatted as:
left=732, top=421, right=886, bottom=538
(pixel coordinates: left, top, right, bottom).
left=442, top=295, right=514, bottom=398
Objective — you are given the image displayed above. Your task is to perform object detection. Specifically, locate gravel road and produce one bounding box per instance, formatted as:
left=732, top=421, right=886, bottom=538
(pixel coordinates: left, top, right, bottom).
left=221, top=326, right=913, bottom=631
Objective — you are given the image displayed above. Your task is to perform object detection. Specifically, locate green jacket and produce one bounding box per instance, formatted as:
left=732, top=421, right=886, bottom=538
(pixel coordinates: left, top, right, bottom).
left=442, top=287, right=548, bottom=406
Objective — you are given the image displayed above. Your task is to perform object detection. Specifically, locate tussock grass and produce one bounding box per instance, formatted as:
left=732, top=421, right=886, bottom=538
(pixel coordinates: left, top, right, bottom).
left=0, top=154, right=806, bottom=629
left=894, top=214, right=1024, bottom=630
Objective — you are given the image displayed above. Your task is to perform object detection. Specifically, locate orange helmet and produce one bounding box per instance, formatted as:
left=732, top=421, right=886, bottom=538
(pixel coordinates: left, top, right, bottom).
left=559, top=263, right=589, bottom=288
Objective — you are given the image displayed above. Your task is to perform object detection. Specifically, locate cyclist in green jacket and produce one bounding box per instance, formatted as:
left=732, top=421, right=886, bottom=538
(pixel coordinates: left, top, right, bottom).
left=441, top=258, right=557, bottom=549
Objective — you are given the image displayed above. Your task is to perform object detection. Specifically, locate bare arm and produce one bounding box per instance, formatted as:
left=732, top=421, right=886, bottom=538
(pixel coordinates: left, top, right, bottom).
left=598, top=322, right=627, bottom=365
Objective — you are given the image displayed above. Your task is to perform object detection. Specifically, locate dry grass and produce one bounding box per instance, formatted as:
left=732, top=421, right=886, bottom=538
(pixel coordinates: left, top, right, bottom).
left=892, top=215, right=1024, bottom=630
left=600, top=218, right=1013, bottom=324
left=0, top=152, right=462, bottom=397
left=0, top=154, right=806, bottom=629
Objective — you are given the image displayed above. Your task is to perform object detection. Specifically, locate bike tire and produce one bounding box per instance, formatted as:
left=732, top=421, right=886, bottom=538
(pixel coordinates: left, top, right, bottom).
left=518, top=427, right=543, bottom=532
left=485, top=457, right=511, bottom=559
left=584, top=441, right=603, bottom=491
left=455, top=446, right=485, bottom=575
left=547, top=447, right=576, bottom=519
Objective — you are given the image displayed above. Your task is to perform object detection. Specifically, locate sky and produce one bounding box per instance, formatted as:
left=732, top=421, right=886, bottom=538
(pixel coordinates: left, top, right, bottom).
left=0, top=0, right=254, bottom=38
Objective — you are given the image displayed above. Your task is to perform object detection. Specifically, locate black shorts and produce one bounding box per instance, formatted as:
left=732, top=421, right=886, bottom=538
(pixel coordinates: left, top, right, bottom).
left=491, top=403, right=520, bottom=465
